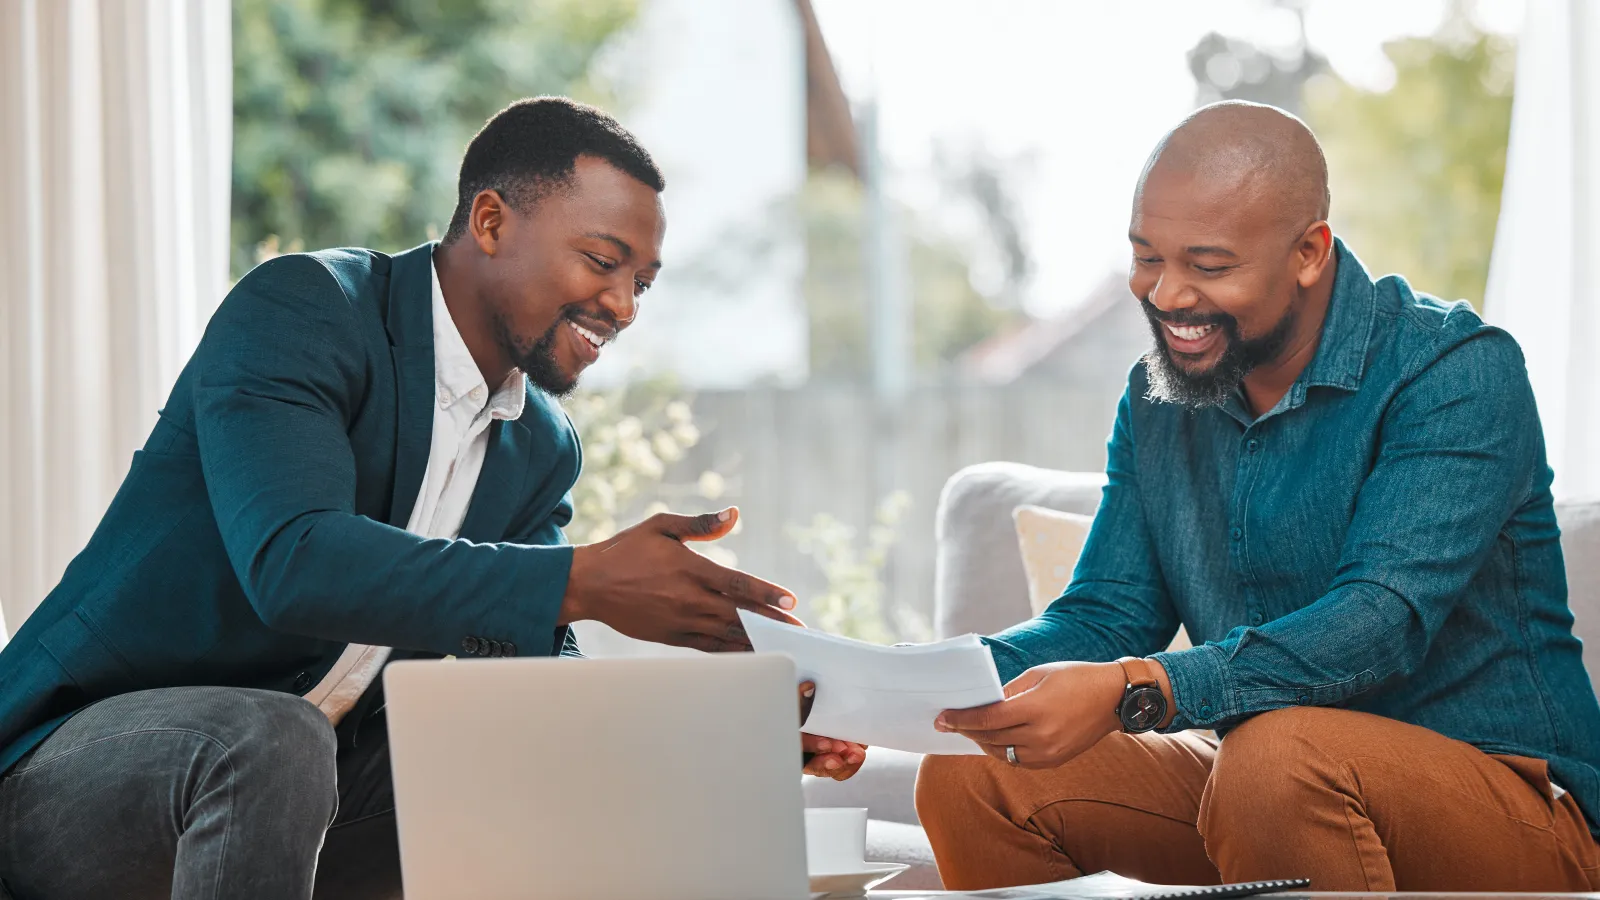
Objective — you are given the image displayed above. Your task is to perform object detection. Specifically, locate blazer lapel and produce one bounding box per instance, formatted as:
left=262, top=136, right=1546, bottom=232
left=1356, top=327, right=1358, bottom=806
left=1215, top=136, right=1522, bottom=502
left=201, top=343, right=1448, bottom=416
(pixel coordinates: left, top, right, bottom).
left=459, top=418, right=532, bottom=543
left=385, top=243, right=438, bottom=528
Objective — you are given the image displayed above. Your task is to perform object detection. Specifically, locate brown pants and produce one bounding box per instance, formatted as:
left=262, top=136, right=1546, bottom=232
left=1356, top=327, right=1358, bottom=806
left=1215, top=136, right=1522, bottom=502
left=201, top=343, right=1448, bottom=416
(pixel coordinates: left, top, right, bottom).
left=916, top=707, right=1600, bottom=891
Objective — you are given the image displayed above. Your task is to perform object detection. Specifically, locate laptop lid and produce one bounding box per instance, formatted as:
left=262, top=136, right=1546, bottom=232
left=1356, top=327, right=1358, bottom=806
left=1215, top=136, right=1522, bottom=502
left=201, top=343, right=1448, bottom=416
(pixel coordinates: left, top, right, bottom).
left=383, top=654, right=808, bottom=900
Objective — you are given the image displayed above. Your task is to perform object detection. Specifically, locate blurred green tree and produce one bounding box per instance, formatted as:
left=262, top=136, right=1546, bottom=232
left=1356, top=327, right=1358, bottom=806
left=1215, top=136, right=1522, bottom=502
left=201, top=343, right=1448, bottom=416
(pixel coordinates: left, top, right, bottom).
left=230, top=0, right=638, bottom=276
left=1302, top=7, right=1515, bottom=308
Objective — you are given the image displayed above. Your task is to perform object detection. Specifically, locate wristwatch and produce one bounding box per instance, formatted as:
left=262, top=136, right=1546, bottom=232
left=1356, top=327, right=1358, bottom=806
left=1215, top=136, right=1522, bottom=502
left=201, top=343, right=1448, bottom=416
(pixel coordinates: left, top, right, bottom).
left=1115, top=656, right=1168, bottom=734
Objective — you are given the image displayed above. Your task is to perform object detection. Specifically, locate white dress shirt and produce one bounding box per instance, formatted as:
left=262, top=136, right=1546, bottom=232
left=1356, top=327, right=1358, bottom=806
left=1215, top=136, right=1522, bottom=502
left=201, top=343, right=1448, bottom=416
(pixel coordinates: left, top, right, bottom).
left=302, top=253, right=526, bottom=724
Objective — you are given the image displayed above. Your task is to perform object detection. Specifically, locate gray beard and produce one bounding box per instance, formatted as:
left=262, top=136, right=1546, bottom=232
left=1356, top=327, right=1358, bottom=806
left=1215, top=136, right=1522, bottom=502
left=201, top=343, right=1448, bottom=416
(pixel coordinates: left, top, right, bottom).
left=1139, top=301, right=1297, bottom=410
left=1141, top=343, right=1254, bottom=409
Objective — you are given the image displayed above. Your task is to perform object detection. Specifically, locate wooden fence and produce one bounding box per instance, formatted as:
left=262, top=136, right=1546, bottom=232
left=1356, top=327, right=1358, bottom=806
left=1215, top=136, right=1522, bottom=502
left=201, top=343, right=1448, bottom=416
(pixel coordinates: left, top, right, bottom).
left=652, top=380, right=1122, bottom=635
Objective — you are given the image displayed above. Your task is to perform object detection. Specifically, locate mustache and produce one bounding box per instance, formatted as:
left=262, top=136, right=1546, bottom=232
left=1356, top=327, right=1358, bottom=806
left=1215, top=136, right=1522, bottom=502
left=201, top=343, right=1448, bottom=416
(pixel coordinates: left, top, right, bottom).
left=557, top=307, right=621, bottom=339
left=1139, top=296, right=1236, bottom=330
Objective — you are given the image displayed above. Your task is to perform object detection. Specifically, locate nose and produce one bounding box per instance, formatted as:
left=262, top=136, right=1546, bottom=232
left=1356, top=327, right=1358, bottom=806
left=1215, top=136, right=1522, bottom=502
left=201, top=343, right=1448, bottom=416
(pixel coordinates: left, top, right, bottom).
left=1146, top=269, right=1198, bottom=315
left=596, top=284, right=637, bottom=328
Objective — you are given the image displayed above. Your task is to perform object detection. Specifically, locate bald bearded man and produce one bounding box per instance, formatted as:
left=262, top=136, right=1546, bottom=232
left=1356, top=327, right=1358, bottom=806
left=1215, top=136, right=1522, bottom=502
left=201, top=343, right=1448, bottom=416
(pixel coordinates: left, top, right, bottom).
left=915, top=102, right=1600, bottom=891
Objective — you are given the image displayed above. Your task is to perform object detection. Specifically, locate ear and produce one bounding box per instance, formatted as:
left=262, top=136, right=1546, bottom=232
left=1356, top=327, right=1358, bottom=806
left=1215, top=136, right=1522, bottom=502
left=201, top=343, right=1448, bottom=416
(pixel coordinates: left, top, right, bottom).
left=1294, top=221, right=1334, bottom=289
left=470, top=189, right=508, bottom=257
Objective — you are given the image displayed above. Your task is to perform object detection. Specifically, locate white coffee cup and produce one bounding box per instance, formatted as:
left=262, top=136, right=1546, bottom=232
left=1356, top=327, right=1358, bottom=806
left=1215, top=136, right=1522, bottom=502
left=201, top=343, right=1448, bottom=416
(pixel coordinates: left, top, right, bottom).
left=804, top=807, right=869, bottom=875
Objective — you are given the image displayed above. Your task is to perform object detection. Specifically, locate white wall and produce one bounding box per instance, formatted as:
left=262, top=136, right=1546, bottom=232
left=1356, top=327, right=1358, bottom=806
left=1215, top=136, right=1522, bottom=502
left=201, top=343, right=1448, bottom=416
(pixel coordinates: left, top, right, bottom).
left=590, top=0, right=810, bottom=389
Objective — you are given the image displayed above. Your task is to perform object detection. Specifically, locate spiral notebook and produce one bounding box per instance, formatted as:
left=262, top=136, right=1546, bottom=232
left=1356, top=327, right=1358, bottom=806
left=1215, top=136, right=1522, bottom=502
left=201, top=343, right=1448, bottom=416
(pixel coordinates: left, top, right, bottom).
left=897, top=871, right=1310, bottom=899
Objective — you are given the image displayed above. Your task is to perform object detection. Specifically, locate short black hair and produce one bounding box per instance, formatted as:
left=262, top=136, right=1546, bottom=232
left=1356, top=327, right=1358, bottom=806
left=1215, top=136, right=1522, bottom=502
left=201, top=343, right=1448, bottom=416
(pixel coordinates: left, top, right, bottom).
left=443, top=96, right=664, bottom=243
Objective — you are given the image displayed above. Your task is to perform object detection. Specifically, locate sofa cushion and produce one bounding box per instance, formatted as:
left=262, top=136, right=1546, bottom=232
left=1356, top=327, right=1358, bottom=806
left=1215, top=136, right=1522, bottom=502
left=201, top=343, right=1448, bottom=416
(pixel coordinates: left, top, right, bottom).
left=864, top=819, right=941, bottom=890
left=1012, top=503, right=1192, bottom=653
left=935, top=463, right=1107, bottom=639
left=803, top=747, right=922, bottom=826
left=1556, top=499, right=1600, bottom=693
left=1013, top=504, right=1093, bottom=617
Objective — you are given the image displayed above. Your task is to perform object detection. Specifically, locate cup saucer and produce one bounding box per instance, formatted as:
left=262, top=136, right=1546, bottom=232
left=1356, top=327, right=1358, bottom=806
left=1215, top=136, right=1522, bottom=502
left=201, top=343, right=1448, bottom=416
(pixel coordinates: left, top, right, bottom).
left=808, top=861, right=910, bottom=898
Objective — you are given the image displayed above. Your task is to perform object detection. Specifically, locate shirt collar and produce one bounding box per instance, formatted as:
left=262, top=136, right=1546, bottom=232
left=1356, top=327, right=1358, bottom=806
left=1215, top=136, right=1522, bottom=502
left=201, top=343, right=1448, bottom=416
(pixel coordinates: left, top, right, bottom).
left=1299, top=236, right=1378, bottom=393
left=430, top=255, right=526, bottom=421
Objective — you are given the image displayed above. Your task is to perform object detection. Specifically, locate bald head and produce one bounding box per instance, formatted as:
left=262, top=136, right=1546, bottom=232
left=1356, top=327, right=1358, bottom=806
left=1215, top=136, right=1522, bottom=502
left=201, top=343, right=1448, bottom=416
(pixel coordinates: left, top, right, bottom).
left=1137, top=100, right=1330, bottom=232
left=1127, top=101, right=1340, bottom=411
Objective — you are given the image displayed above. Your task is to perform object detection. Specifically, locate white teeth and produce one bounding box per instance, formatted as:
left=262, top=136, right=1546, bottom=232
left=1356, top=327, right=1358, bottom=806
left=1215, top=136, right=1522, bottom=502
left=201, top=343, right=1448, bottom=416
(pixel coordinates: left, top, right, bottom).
left=569, top=321, right=606, bottom=349
left=1164, top=322, right=1217, bottom=342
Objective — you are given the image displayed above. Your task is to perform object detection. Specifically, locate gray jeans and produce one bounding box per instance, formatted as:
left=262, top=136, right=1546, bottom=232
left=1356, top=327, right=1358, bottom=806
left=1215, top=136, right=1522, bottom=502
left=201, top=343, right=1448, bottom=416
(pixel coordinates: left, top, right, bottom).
left=0, top=686, right=402, bottom=899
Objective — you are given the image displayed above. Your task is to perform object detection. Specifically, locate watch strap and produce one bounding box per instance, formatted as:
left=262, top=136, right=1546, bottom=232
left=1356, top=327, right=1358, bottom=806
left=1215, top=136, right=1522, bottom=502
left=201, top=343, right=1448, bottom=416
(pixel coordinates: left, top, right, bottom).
left=1116, top=656, right=1159, bottom=689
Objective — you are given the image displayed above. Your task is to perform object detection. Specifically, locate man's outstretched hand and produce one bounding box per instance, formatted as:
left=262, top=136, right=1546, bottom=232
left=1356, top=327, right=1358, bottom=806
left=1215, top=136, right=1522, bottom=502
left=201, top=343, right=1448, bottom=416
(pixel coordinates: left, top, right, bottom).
left=799, top=681, right=866, bottom=780
left=561, top=507, right=803, bottom=652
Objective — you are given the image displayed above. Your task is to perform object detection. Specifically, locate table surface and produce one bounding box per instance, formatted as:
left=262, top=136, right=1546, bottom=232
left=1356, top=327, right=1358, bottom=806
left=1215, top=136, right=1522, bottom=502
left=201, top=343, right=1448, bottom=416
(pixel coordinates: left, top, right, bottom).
left=872, top=894, right=1600, bottom=899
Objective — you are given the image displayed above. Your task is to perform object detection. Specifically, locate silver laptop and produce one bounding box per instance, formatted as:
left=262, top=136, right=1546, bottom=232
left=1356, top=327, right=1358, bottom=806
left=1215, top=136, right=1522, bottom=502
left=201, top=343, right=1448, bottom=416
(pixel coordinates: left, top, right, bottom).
left=382, top=654, right=809, bottom=900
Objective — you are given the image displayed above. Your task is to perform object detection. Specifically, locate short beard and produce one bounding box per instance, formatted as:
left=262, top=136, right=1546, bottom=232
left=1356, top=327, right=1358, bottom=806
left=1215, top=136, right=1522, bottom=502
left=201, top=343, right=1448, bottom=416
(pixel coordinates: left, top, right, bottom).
left=1140, top=297, right=1295, bottom=409
left=494, top=309, right=580, bottom=400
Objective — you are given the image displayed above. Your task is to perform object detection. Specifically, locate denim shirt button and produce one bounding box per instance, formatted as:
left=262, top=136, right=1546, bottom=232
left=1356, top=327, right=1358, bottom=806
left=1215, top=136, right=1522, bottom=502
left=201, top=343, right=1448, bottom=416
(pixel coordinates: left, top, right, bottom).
left=1247, top=439, right=1260, bottom=452
left=1249, top=612, right=1264, bottom=626
left=1298, top=694, right=1311, bottom=704
left=1199, top=704, right=1214, bottom=718
left=1230, top=527, right=1243, bottom=541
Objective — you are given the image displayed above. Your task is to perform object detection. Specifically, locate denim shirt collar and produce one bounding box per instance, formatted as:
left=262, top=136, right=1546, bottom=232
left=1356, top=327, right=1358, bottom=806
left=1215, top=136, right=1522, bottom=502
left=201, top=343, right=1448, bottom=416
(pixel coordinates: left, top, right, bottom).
left=1302, top=237, right=1378, bottom=394
left=1226, top=237, right=1378, bottom=425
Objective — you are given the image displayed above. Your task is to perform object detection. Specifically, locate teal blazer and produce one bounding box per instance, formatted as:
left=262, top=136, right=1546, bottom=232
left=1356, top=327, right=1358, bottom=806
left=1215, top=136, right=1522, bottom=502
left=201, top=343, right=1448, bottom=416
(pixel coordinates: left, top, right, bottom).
left=0, top=243, right=582, bottom=771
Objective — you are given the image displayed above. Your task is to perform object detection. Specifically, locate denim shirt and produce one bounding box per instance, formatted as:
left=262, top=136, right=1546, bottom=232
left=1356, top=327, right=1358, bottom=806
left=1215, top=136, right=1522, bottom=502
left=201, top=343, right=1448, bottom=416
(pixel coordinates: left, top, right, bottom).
left=987, top=240, right=1600, bottom=836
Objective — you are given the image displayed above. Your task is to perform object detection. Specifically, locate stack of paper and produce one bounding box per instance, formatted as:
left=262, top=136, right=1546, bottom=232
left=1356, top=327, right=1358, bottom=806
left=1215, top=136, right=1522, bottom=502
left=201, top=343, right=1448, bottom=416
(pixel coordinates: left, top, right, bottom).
left=737, top=609, right=1005, bottom=755
left=869, top=871, right=1309, bottom=899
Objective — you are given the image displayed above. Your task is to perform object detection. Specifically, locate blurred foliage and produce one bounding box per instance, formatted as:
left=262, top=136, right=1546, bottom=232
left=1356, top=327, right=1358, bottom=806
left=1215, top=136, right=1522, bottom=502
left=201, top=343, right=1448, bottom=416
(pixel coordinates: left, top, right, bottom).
left=562, top=378, right=736, bottom=567
left=230, top=0, right=638, bottom=276
left=802, top=170, right=1027, bottom=380
left=788, top=491, right=930, bottom=644
left=1303, top=7, right=1514, bottom=308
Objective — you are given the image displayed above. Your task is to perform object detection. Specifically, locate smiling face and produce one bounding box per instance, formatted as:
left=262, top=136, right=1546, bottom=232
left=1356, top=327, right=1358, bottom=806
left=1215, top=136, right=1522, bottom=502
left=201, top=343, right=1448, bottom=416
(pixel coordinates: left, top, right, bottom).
left=469, top=155, right=665, bottom=397
left=1128, top=162, right=1311, bottom=408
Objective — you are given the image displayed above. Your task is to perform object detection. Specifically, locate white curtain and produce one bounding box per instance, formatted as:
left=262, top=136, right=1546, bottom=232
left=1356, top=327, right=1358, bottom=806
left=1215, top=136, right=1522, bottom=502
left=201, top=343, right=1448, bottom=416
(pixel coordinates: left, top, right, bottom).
left=1485, top=0, right=1600, bottom=502
left=0, top=0, right=232, bottom=640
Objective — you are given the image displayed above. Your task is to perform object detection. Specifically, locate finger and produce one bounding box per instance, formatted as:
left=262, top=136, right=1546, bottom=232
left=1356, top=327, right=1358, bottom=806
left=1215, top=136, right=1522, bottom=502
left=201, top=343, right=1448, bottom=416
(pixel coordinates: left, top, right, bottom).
left=946, top=723, right=1036, bottom=747
left=802, top=733, right=851, bottom=755
left=798, top=682, right=816, bottom=727
left=688, top=590, right=801, bottom=645
left=679, top=632, right=749, bottom=653
left=804, top=752, right=852, bottom=777
left=936, top=697, right=1031, bottom=734
left=1003, top=666, right=1051, bottom=699
left=651, top=508, right=738, bottom=543
left=977, top=742, right=1012, bottom=765
left=732, top=601, right=805, bottom=627
left=684, top=552, right=797, bottom=611
left=706, top=605, right=809, bottom=649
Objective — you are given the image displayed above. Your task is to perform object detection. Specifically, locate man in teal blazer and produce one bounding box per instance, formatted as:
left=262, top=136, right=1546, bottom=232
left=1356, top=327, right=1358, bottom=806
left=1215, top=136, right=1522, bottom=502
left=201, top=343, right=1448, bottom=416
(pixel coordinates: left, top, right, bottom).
left=0, top=98, right=859, bottom=899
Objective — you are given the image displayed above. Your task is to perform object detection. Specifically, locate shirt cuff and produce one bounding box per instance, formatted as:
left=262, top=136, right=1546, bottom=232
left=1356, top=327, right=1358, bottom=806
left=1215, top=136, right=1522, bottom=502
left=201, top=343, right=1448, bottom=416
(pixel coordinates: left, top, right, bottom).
left=1149, top=643, right=1234, bottom=730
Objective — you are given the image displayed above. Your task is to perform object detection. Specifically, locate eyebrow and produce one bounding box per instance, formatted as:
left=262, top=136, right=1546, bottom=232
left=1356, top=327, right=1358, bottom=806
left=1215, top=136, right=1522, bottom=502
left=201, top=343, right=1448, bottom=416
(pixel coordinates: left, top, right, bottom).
left=586, top=232, right=663, bottom=270
left=1126, top=233, right=1238, bottom=258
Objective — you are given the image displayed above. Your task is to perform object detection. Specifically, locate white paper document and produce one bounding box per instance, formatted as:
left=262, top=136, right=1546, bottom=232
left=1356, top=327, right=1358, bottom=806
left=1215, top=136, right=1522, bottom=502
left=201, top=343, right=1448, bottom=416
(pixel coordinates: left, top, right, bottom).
left=738, top=609, right=1005, bottom=755
left=881, top=870, right=1309, bottom=898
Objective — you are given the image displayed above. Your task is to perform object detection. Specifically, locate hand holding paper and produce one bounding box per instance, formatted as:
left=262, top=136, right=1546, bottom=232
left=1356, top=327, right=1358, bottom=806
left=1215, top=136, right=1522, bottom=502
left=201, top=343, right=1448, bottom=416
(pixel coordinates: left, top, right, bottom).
left=738, top=609, right=1004, bottom=755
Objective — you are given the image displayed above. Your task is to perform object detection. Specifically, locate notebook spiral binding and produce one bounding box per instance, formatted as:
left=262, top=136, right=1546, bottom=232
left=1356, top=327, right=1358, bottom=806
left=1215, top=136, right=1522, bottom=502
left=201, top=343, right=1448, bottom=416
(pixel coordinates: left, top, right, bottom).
left=1142, top=878, right=1311, bottom=900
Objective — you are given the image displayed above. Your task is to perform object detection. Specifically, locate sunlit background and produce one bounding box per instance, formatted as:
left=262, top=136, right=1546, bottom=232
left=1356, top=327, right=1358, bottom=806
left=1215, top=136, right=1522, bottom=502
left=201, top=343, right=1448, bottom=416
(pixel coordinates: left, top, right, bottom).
left=225, top=0, right=1524, bottom=647
left=8, top=0, right=1594, bottom=647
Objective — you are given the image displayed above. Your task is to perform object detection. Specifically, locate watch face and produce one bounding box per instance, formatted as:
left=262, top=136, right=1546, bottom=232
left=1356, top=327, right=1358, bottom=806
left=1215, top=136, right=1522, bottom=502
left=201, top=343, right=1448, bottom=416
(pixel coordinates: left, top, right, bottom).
left=1120, top=686, right=1167, bottom=733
